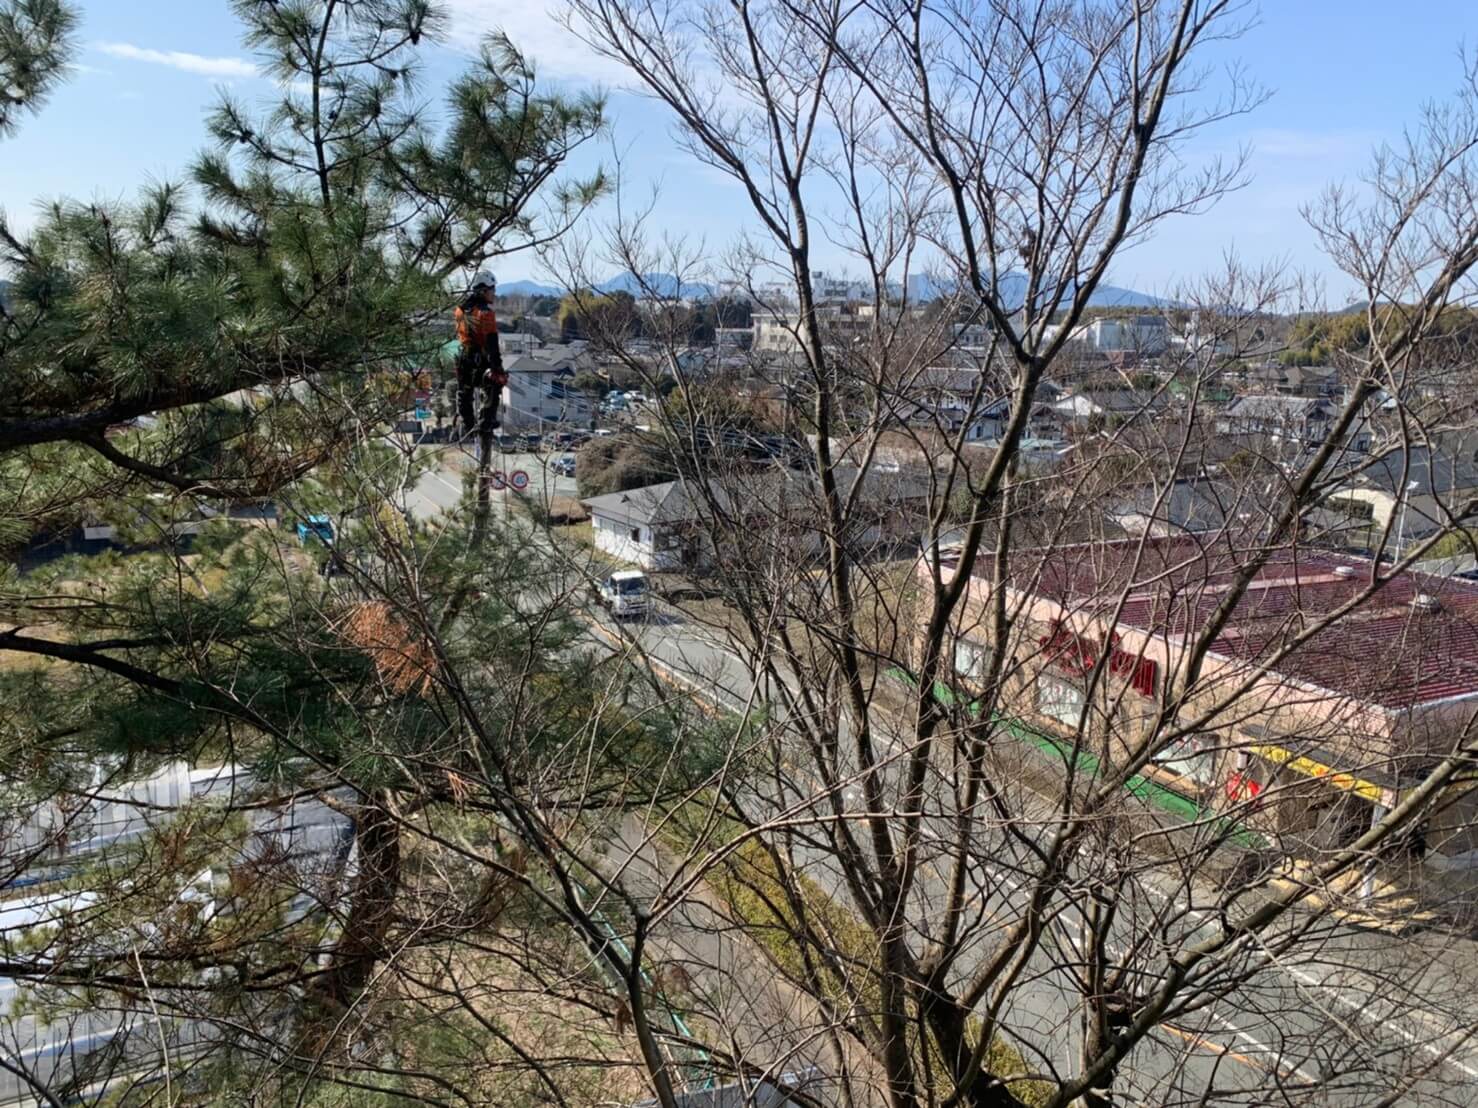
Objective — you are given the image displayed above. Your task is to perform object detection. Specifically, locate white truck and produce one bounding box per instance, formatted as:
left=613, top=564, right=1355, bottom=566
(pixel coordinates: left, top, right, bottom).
left=599, top=570, right=649, bottom=619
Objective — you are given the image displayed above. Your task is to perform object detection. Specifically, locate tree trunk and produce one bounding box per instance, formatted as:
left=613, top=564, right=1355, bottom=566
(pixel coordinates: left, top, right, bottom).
left=922, top=995, right=1026, bottom=1108
left=319, top=796, right=401, bottom=1007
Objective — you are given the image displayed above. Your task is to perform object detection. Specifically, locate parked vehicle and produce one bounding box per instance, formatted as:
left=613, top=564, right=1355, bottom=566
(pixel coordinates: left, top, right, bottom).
left=598, top=571, right=649, bottom=619
left=295, top=515, right=334, bottom=546
left=520, top=433, right=543, bottom=452
left=495, top=433, right=520, bottom=453
left=549, top=454, right=577, bottom=477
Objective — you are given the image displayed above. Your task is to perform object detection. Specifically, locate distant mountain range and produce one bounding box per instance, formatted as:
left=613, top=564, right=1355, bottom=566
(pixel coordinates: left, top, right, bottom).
left=496, top=279, right=564, bottom=298
left=495, top=270, right=1165, bottom=308
left=904, top=271, right=1166, bottom=309
left=496, top=273, right=714, bottom=300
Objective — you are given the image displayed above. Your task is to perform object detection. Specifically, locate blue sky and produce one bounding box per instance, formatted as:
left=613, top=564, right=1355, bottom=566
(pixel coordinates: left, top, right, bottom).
left=4, top=1, right=1474, bottom=302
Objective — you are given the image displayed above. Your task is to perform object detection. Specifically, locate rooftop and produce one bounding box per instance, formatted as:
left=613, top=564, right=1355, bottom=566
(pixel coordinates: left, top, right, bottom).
left=1107, top=477, right=1230, bottom=535
left=958, top=536, right=1478, bottom=710
left=1055, top=389, right=1164, bottom=414
left=1342, top=445, right=1478, bottom=498
left=1222, top=394, right=1331, bottom=419
left=585, top=466, right=933, bottom=528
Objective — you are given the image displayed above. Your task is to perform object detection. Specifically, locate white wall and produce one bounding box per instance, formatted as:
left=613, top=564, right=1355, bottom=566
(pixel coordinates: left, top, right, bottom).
left=0, top=767, right=351, bottom=1105
left=590, top=514, right=693, bottom=570
left=592, top=514, right=658, bottom=569
left=2, top=760, right=196, bottom=864
left=501, top=373, right=593, bottom=430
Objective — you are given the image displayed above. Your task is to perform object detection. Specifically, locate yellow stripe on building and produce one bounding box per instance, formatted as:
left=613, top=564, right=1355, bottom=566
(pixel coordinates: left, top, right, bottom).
left=1250, top=744, right=1388, bottom=804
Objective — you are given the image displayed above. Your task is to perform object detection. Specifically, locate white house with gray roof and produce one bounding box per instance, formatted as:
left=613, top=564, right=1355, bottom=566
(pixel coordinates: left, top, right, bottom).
left=500, top=345, right=596, bottom=430
left=584, top=481, right=702, bottom=569
left=583, top=468, right=934, bottom=570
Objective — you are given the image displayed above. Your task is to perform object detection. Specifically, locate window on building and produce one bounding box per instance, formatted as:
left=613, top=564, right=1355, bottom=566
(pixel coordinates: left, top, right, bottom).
left=1151, top=734, right=1219, bottom=786
left=630, top=527, right=642, bottom=543
left=954, top=638, right=988, bottom=680
left=1036, top=676, right=1084, bottom=728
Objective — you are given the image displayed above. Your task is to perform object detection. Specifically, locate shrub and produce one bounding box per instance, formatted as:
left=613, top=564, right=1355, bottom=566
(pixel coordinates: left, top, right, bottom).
left=576, top=436, right=675, bottom=498
left=663, top=803, right=1053, bottom=1106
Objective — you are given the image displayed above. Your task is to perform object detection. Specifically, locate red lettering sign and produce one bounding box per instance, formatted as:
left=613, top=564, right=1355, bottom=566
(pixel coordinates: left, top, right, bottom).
left=1039, top=623, right=1157, bottom=699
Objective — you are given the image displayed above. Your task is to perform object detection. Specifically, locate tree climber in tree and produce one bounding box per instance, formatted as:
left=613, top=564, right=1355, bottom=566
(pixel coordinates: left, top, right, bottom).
left=454, top=271, right=506, bottom=437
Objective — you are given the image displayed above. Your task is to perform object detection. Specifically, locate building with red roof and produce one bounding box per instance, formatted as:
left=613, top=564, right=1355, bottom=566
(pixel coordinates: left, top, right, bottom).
left=927, top=535, right=1478, bottom=863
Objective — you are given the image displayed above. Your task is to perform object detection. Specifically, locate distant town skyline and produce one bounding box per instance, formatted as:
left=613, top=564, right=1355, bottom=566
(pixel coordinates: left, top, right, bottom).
left=5, top=0, right=1475, bottom=304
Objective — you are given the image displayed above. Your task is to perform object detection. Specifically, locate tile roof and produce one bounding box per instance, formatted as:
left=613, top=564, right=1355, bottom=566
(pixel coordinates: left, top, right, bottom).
left=1222, top=395, right=1331, bottom=420
left=1108, top=478, right=1230, bottom=534
left=971, top=536, right=1478, bottom=709
left=584, top=466, right=934, bottom=528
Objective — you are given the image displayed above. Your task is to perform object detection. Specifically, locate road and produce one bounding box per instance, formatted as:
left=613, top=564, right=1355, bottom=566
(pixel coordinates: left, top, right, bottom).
left=405, top=448, right=1478, bottom=1104
left=402, top=444, right=580, bottom=521
left=607, top=603, right=1478, bottom=1104
left=3, top=442, right=1465, bottom=1106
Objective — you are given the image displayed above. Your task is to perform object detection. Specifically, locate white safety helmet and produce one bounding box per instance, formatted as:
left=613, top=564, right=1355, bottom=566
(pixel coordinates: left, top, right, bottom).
left=471, top=270, right=496, bottom=292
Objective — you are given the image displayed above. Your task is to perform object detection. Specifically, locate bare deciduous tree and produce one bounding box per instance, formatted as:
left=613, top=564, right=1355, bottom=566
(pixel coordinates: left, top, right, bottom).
left=543, top=2, right=1478, bottom=1106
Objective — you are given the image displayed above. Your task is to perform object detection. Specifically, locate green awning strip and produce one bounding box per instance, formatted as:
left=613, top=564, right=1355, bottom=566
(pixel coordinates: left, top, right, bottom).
left=887, top=667, right=1266, bottom=850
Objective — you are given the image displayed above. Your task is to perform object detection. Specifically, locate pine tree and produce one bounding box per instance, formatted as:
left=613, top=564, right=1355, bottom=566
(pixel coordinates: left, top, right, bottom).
left=0, top=4, right=717, bottom=1103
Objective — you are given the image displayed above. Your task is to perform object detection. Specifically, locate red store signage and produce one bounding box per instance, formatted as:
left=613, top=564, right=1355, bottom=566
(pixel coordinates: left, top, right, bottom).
left=1039, top=623, right=1158, bottom=699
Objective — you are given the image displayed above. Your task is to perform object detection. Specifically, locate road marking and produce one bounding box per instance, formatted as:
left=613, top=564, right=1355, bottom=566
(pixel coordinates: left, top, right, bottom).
left=1135, top=885, right=1478, bottom=1081
left=1201, top=1009, right=1320, bottom=1085
left=1160, top=1022, right=1260, bottom=1068
left=596, top=613, right=1335, bottom=1089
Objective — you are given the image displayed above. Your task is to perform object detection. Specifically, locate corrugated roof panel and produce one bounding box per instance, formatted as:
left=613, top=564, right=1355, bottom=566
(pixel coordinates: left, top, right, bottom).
left=991, top=537, right=1478, bottom=708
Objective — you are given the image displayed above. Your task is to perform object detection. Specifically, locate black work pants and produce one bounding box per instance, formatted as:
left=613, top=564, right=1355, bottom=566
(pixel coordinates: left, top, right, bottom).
left=456, top=353, right=503, bottom=433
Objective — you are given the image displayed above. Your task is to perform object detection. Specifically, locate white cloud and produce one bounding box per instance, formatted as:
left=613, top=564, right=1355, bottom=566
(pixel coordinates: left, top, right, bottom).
left=440, top=0, right=634, bottom=86
left=96, top=42, right=259, bottom=80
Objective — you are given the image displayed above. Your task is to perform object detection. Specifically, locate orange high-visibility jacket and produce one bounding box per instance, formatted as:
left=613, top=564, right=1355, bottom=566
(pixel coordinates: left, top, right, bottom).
left=455, top=298, right=502, bottom=365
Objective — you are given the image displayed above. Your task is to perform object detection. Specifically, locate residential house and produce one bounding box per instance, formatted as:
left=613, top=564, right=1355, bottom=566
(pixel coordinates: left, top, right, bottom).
left=498, top=331, right=542, bottom=359
left=1323, top=446, right=1478, bottom=546
left=1107, top=477, right=1231, bottom=538
left=500, top=345, right=596, bottom=430
left=584, top=467, right=932, bottom=570
left=584, top=481, right=699, bottom=569
left=1233, top=362, right=1342, bottom=399
left=1216, top=395, right=1372, bottom=453
left=888, top=369, right=1063, bottom=442
left=1052, top=389, right=1163, bottom=426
